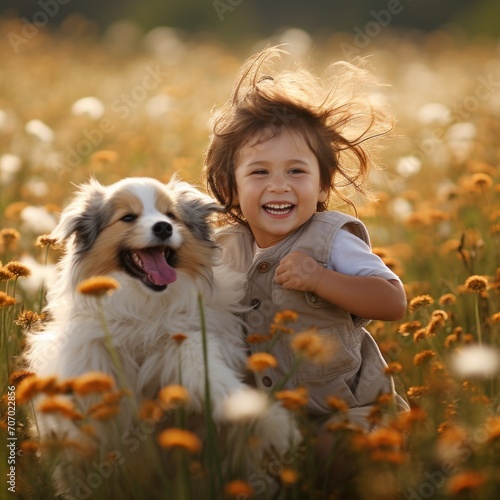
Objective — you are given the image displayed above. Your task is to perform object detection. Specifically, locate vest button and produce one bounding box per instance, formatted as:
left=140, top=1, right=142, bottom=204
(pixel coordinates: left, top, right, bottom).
left=258, top=262, right=270, bottom=272
left=262, top=376, right=272, bottom=387
left=250, top=298, right=261, bottom=309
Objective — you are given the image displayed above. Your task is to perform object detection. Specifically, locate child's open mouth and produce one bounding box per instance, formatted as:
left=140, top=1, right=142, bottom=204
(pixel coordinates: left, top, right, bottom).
left=263, top=203, right=295, bottom=216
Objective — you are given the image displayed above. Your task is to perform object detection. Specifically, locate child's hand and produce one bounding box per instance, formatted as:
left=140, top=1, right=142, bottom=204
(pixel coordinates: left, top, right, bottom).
left=275, top=251, right=324, bottom=292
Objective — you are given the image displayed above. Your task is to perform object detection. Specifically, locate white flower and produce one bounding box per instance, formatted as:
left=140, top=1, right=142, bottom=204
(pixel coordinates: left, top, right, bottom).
left=71, top=97, right=105, bottom=119
left=450, top=345, right=500, bottom=379
left=18, top=255, right=57, bottom=295
left=395, top=155, right=421, bottom=177
left=223, top=388, right=270, bottom=423
left=417, top=102, right=451, bottom=126
left=0, top=154, right=22, bottom=184
left=389, top=197, right=413, bottom=222
left=20, top=206, right=57, bottom=234
left=146, top=94, right=172, bottom=118
left=25, top=119, right=54, bottom=142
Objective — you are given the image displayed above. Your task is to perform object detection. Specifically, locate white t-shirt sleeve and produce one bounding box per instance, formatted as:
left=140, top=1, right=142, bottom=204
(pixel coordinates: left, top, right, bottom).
left=328, top=229, right=401, bottom=283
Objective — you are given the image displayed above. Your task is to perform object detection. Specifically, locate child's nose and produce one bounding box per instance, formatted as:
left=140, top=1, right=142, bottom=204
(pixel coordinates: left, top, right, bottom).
left=268, top=173, right=290, bottom=192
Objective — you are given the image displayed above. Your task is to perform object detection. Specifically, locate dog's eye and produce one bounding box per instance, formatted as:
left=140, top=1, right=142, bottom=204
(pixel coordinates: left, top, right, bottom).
left=121, top=214, right=137, bottom=222
left=166, top=212, right=176, bottom=220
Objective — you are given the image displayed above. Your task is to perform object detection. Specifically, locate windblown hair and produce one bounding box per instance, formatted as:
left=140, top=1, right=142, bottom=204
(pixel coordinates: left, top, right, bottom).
left=204, top=46, right=394, bottom=223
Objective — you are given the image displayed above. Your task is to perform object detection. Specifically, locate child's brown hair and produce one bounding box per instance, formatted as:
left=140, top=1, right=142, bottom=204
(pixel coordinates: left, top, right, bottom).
left=204, top=46, right=393, bottom=224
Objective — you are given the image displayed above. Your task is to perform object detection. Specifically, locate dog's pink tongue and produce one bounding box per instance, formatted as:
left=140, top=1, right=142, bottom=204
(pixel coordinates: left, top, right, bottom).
left=136, top=248, right=176, bottom=285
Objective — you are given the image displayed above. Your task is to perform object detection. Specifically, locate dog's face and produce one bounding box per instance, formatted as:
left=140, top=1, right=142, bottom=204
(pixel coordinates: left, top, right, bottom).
left=52, top=177, right=222, bottom=292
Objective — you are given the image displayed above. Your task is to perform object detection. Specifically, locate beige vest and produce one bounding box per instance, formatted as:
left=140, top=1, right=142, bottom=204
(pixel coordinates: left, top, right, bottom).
left=216, top=212, right=398, bottom=416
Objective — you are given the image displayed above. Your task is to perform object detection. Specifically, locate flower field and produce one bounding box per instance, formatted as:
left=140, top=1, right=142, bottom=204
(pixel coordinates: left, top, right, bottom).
left=1, top=15, right=500, bottom=500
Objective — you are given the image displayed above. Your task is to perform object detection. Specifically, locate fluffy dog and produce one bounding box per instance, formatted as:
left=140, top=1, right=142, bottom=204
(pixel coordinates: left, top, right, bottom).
left=25, top=177, right=297, bottom=497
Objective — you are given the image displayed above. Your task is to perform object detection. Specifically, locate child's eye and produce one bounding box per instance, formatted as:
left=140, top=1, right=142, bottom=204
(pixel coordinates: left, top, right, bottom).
left=250, top=169, right=268, bottom=175
left=289, top=168, right=305, bottom=174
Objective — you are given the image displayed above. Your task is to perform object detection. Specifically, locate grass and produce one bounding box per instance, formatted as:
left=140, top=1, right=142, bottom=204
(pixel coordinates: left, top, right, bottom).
left=1, top=16, right=500, bottom=499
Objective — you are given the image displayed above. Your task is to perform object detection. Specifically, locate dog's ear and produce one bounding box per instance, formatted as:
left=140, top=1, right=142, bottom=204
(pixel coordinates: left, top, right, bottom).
left=167, top=177, right=223, bottom=241
left=51, top=179, right=111, bottom=253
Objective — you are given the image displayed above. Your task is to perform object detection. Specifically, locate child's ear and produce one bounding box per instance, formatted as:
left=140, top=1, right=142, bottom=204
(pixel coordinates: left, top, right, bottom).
left=318, top=187, right=328, bottom=203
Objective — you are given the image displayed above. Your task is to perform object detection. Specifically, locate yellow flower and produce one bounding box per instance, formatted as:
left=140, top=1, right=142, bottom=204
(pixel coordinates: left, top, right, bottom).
left=158, top=385, right=190, bottom=407
left=4, top=261, right=32, bottom=278
left=78, top=276, right=120, bottom=296
left=224, top=479, right=254, bottom=498
left=247, top=353, right=278, bottom=372
left=72, top=372, right=115, bottom=395
left=464, top=275, right=488, bottom=293
left=275, top=387, right=308, bottom=411
left=158, top=428, right=201, bottom=454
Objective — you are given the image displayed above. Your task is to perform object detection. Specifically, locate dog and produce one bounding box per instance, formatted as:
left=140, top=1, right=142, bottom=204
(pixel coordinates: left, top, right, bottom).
left=25, top=177, right=297, bottom=497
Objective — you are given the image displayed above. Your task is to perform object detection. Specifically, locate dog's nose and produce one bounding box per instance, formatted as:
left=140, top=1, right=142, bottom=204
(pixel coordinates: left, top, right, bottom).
left=152, top=221, right=173, bottom=240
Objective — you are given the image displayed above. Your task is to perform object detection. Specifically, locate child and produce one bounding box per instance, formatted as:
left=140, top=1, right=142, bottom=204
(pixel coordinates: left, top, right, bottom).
left=204, top=46, right=409, bottom=428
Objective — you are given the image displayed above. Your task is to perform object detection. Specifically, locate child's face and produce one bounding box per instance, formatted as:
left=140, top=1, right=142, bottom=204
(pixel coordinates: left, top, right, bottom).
left=234, top=128, right=327, bottom=248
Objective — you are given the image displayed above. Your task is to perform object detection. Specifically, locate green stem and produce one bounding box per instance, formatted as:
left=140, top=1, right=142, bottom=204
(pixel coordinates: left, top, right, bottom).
left=474, top=295, right=483, bottom=346
left=198, top=293, right=222, bottom=498
left=37, top=246, right=50, bottom=313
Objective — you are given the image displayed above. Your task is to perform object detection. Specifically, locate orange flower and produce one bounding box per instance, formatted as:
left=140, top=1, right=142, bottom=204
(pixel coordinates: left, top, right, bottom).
left=16, top=375, right=40, bottom=403
left=464, top=275, right=488, bottom=293
left=171, top=333, right=188, bottom=344
left=224, top=479, right=254, bottom=498
left=384, top=362, right=403, bottom=375
left=275, top=387, right=308, bottom=411
left=158, top=428, right=201, bottom=454
left=273, top=310, right=298, bottom=324
left=446, top=471, right=486, bottom=495
left=78, top=276, right=120, bottom=296
left=72, top=372, right=115, bottom=395
left=247, top=333, right=271, bottom=344
left=398, top=320, right=422, bottom=336
left=280, top=468, right=298, bottom=485
left=438, top=293, right=456, bottom=306
left=5, top=261, right=32, bottom=278
left=88, top=403, right=120, bottom=421
left=158, top=385, right=190, bottom=407
left=326, top=396, right=349, bottom=413
left=291, top=328, right=331, bottom=363
left=247, top=353, right=278, bottom=372
left=413, top=350, right=436, bottom=367
left=0, top=291, right=16, bottom=308
left=409, top=294, right=434, bottom=312
left=38, top=396, right=83, bottom=420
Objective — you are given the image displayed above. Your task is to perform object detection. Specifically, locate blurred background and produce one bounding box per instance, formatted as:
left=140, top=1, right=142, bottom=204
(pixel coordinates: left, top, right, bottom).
left=2, top=0, right=500, bottom=39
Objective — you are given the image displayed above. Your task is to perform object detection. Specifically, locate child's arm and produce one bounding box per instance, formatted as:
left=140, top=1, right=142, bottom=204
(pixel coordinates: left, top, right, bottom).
left=275, top=251, right=407, bottom=321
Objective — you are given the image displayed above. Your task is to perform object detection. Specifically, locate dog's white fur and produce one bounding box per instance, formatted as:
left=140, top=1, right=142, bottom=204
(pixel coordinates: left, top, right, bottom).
left=25, top=177, right=297, bottom=495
